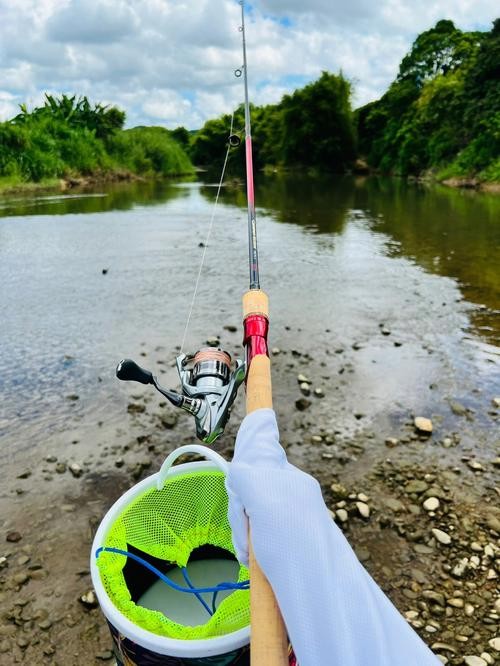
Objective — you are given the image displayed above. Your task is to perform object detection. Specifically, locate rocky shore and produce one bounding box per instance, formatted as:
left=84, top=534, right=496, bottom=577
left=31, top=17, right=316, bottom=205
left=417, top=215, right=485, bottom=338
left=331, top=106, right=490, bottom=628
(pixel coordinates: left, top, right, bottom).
left=1, top=334, right=499, bottom=665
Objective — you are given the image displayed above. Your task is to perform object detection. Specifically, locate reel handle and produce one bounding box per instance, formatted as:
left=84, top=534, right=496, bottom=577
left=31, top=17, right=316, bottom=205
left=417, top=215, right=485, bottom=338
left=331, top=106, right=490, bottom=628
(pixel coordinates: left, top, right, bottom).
left=116, top=359, right=153, bottom=385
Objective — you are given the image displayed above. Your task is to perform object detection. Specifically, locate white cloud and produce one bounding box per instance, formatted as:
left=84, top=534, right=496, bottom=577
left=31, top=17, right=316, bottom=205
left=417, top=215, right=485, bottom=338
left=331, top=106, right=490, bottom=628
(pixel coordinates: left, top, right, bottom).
left=0, top=0, right=497, bottom=128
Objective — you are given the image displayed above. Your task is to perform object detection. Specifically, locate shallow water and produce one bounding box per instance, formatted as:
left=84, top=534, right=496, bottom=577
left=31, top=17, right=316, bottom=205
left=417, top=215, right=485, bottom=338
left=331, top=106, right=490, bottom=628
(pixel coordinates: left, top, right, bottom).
left=0, top=175, right=498, bottom=462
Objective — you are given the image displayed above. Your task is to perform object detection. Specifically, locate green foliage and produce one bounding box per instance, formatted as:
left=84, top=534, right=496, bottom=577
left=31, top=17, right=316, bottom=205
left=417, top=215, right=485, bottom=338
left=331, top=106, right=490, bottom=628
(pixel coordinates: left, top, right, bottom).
left=191, top=72, right=356, bottom=173
left=109, top=126, right=194, bottom=176
left=13, top=94, right=125, bottom=140
left=280, top=72, right=356, bottom=170
left=190, top=107, right=246, bottom=172
left=357, top=19, right=499, bottom=179
left=0, top=95, right=193, bottom=183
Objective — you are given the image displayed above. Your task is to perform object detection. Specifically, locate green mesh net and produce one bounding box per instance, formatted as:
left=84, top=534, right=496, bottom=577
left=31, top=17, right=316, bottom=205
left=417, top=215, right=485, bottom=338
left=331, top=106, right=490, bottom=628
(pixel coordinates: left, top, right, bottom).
left=96, top=470, right=250, bottom=639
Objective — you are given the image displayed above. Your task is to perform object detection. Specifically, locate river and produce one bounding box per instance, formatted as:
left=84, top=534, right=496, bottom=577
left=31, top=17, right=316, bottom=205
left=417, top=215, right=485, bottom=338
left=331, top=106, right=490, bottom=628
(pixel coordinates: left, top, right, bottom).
left=1, top=175, right=498, bottom=465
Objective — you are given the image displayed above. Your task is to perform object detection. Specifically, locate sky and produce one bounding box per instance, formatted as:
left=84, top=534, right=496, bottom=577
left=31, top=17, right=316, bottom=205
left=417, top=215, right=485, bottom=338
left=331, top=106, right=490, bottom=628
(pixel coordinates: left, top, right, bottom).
left=0, top=0, right=497, bottom=130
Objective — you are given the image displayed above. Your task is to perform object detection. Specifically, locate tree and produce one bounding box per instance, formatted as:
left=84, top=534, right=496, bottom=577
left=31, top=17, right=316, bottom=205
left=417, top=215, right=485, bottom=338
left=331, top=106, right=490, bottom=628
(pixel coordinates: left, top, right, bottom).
left=280, top=72, right=356, bottom=171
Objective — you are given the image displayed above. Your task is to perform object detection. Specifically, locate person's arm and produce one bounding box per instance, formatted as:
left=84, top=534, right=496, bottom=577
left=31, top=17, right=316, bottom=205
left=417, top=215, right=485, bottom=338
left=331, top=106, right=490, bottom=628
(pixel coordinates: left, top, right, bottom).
left=226, top=408, right=440, bottom=666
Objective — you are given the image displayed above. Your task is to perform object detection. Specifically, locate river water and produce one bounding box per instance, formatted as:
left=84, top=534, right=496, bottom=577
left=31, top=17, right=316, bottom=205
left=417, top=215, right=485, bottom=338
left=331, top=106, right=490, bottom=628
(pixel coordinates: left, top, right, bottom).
left=0, top=175, right=499, bottom=467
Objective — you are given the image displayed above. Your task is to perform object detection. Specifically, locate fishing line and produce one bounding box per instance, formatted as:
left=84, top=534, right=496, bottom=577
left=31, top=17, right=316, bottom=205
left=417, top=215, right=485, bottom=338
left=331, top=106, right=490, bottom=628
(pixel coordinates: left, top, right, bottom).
left=180, top=113, right=236, bottom=354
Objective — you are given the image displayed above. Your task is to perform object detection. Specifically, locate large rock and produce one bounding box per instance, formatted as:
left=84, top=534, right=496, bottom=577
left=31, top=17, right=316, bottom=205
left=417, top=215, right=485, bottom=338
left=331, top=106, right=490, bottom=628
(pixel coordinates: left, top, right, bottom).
left=414, top=416, right=433, bottom=434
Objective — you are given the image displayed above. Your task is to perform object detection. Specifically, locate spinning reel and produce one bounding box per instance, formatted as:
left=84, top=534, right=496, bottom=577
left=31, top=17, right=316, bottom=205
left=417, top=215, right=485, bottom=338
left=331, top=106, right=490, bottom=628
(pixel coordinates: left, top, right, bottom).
left=116, top=348, right=246, bottom=444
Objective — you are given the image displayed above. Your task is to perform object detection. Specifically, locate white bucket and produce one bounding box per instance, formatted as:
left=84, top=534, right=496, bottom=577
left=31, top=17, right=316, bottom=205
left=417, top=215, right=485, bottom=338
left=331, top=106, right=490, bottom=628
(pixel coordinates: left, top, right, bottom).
left=90, top=445, right=250, bottom=665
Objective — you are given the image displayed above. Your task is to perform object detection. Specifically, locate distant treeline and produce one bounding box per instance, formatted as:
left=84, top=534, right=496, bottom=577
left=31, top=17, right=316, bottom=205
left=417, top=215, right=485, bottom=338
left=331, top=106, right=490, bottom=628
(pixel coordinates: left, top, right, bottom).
left=0, top=94, right=193, bottom=187
left=190, top=72, right=356, bottom=174
left=192, top=18, right=499, bottom=183
left=1, top=17, right=498, bottom=190
left=357, top=19, right=500, bottom=182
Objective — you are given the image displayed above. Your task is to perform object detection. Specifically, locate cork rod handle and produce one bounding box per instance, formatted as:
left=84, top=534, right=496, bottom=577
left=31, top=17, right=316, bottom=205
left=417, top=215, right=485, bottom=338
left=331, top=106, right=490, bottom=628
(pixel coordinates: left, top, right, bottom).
left=243, top=290, right=289, bottom=666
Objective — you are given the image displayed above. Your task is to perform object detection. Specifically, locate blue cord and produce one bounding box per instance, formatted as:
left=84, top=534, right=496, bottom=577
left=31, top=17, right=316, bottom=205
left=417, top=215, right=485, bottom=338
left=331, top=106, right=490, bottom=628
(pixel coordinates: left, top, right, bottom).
left=181, top=566, right=213, bottom=616
left=95, top=546, right=249, bottom=616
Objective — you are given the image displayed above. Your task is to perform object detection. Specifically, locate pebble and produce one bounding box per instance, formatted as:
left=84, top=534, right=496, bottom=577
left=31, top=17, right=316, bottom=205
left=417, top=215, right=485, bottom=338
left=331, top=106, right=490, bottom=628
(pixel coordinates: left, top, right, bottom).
left=206, top=337, right=220, bottom=346
left=55, top=462, right=67, bottom=474
left=66, top=393, right=79, bottom=401
left=488, top=638, right=500, bottom=651
left=295, top=398, right=311, bottom=411
left=223, top=325, right=237, bottom=333
left=414, top=416, right=433, bottom=434
left=480, top=654, right=493, bottom=665
left=330, top=483, right=348, bottom=498
left=38, top=619, right=52, bottom=630
left=161, top=413, right=178, bottom=429
left=17, top=470, right=31, bottom=479
left=297, top=374, right=311, bottom=384
left=423, top=590, right=445, bottom=606
left=356, top=501, right=370, bottom=518
left=355, top=547, right=370, bottom=562
left=314, top=388, right=325, bottom=398
left=69, top=462, right=83, bottom=478
left=385, top=437, right=399, bottom=447
left=467, top=460, right=484, bottom=472
left=96, top=650, right=114, bottom=661
left=486, top=515, right=500, bottom=533
left=463, top=657, right=487, bottom=666
left=6, top=531, right=22, bottom=543
left=384, top=498, right=405, bottom=512
left=464, top=604, right=475, bottom=616
left=13, top=572, right=29, bottom=585
left=431, top=643, right=456, bottom=654
left=432, top=528, right=452, bottom=545
left=299, top=383, right=311, bottom=396
left=405, top=480, right=429, bottom=494
left=79, top=590, right=99, bottom=609
left=449, top=401, right=467, bottom=416
left=127, top=402, right=145, bottom=414
left=423, top=497, right=440, bottom=511
left=335, top=509, right=348, bottom=523
left=447, top=598, right=464, bottom=608
left=452, top=558, right=469, bottom=578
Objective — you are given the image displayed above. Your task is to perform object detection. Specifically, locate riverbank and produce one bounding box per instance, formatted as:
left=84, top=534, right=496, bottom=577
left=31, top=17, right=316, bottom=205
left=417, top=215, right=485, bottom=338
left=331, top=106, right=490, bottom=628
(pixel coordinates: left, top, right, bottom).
left=1, top=335, right=499, bottom=665
left=350, top=161, right=500, bottom=194
left=0, top=170, right=143, bottom=197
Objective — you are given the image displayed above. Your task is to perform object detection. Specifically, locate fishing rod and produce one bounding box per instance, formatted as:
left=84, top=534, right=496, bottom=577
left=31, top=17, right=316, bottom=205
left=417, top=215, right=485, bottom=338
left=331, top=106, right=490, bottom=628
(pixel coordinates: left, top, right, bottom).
left=115, top=1, right=289, bottom=661
left=237, top=2, right=289, bottom=664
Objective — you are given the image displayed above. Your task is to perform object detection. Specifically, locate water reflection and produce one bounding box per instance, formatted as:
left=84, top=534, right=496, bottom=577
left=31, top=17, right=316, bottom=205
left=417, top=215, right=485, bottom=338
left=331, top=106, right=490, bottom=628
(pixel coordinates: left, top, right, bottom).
left=200, top=173, right=500, bottom=346
left=0, top=178, right=192, bottom=217
left=201, top=172, right=353, bottom=235
left=350, top=178, right=500, bottom=346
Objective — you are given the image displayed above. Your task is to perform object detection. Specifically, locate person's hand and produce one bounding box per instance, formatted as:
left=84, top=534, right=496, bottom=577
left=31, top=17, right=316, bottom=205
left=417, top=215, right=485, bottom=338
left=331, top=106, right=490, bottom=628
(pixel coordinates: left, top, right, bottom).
left=226, top=408, right=440, bottom=666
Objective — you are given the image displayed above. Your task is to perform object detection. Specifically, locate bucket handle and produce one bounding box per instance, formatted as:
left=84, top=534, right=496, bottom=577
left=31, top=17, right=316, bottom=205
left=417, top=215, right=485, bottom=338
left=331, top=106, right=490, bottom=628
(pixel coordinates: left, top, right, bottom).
left=157, top=444, right=228, bottom=490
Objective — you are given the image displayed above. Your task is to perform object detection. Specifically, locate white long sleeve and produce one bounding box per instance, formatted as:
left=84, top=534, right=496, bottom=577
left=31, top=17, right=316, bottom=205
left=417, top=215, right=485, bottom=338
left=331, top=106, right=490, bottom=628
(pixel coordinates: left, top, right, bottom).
left=226, top=408, right=440, bottom=666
